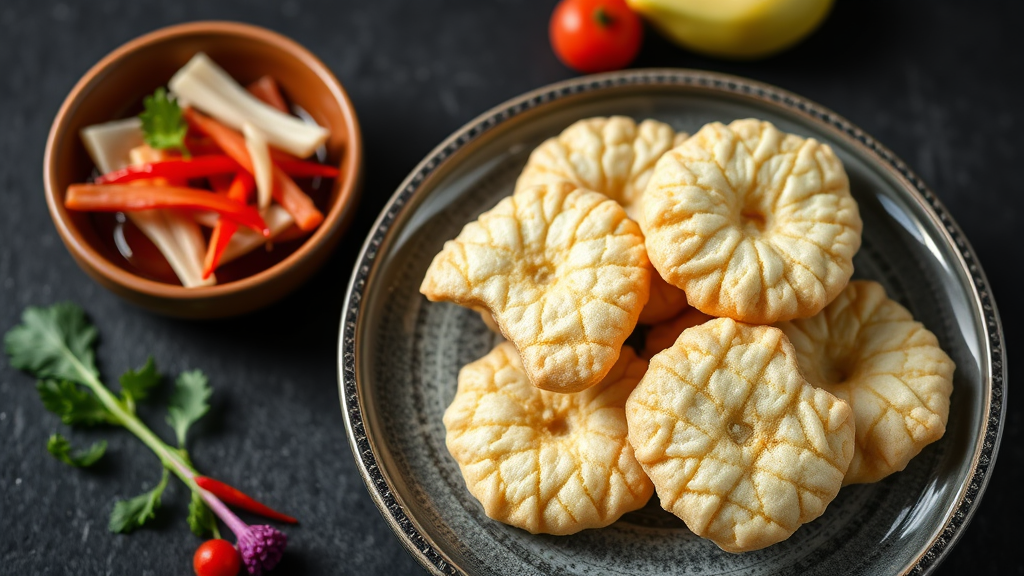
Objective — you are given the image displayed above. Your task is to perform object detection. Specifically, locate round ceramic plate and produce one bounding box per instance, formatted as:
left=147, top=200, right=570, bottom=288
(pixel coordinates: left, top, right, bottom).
left=339, top=70, right=1006, bottom=576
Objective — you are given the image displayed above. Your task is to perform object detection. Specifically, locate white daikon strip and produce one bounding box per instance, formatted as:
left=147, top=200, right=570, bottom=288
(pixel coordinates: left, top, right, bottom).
left=242, top=123, right=273, bottom=210
left=193, top=210, right=220, bottom=228
left=163, top=209, right=215, bottom=287
left=218, top=205, right=295, bottom=266
left=80, top=118, right=145, bottom=173
left=169, top=53, right=328, bottom=157
left=127, top=210, right=214, bottom=288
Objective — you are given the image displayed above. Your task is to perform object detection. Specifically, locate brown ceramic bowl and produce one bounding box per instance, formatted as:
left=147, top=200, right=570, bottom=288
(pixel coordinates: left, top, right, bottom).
left=44, top=21, right=362, bottom=318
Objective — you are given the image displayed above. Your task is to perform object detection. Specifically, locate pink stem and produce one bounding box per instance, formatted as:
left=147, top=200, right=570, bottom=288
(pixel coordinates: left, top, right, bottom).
left=168, top=456, right=248, bottom=538
left=200, top=487, right=249, bottom=538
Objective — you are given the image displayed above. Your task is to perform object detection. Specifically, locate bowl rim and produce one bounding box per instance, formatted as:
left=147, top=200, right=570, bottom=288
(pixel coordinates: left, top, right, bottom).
left=43, top=20, right=363, bottom=300
left=337, top=69, right=1006, bottom=576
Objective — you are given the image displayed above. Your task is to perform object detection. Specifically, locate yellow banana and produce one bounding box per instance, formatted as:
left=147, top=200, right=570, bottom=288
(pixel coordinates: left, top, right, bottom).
left=626, top=0, right=833, bottom=59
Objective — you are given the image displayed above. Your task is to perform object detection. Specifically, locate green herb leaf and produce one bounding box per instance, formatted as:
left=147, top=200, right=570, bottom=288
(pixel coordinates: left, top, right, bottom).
left=166, top=370, right=211, bottom=447
left=47, top=433, right=107, bottom=467
left=108, top=469, right=169, bottom=534
left=37, top=380, right=118, bottom=425
left=119, top=357, right=160, bottom=409
left=4, top=303, right=99, bottom=384
left=187, top=490, right=220, bottom=539
left=139, top=87, right=188, bottom=155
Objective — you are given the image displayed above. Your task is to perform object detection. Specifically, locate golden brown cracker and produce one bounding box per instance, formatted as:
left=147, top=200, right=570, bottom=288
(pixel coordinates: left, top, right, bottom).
left=626, top=319, right=854, bottom=552
left=776, top=280, right=954, bottom=484
left=421, top=182, right=651, bottom=392
left=641, top=119, right=862, bottom=324
left=516, top=117, right=682, bottom=222
left=445, top=343, right=654, bottom=535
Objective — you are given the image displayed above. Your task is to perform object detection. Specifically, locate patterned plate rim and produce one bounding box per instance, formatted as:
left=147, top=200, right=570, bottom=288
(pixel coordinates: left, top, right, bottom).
left=337, top=68, right=1007, bottom=576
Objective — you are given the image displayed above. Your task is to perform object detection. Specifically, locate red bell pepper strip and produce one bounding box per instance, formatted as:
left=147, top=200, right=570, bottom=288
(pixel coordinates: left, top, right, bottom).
left=66, top=184, right=269, bottom=237
left=195, top=475, right=298, bottom=524
left=203, top=172, right=255, bottom=278
left=207, top=172, right=236, bottom=193
left=247, top=76, right=290, bottom=114
left=203, top=220, right=238, bottom=279
left=184, top=109, right=324, bottom=231
left=272, top=158, right=340, bottom=179
left=94, top=155, right=241, bottom=185
left=98, top=154, right=335, bottom=185
left=224, top=172, right=254, bottom=204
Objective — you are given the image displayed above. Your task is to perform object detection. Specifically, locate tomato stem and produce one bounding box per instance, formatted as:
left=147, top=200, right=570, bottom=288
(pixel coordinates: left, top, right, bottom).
left=593, top=6, right=615, bottom=28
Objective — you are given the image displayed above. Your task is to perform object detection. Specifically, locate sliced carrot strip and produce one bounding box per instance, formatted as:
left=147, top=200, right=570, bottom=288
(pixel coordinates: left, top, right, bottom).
left=247, top=76, right=289, bottom=114
left=66, top=184, right=268, bottom=236
left=272, top=169, right=323, bottom=231
left=183, top=108, right=254, bottom=171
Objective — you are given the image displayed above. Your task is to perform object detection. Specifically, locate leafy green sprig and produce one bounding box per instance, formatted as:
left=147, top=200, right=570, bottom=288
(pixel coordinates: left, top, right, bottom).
left=139, top=87, right=189, bottom=157
left=4, top=303, right=216, bottom=537
left=47, top=434, right=106, bottom=467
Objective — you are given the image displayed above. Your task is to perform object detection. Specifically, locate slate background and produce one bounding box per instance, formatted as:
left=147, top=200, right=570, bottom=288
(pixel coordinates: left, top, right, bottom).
left=1, top=0, right=1021, bottom=574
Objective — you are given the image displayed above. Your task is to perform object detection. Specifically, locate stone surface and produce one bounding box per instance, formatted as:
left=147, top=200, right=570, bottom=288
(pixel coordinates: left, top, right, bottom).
left=0, top=0, right=1020, bottom=574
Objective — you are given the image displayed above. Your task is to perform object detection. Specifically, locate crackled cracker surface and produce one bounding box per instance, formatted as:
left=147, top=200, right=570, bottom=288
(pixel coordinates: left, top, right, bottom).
left=515, top=116, right=685, bottom=221
left=776, top=281, right=954, bottom=485
left=421, top=182, right=651, bottom=392
left=641, top=119, right=862, bottom=324
left=626, top=319, right=855, bottom=552
left=639, top=272, right=691, bottom=325
left=444, top=342, right=654, bottom=535
left=641, top=308, right=714, bottom=359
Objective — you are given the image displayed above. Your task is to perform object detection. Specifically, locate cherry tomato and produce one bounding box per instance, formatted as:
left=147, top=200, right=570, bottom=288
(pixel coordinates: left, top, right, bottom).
left=549, top=0, right=643, bottom=74
left=193, top=539, right=241, bottom=576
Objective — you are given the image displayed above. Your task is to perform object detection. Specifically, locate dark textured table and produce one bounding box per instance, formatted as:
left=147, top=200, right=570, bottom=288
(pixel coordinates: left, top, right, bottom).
left=1, top=1, right=1020, bottom=574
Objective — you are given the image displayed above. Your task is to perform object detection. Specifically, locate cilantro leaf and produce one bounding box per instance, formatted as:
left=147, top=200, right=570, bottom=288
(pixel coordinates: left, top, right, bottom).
left=47, top=434, right=107, bottom=467
left=139, top=88, right=188, bottom=155
left=187, top=490, right=220, bottom=539
left=108, top=469, right=169, bottom=534
left=4, top=303, right=99, bottom=384
left=119, top=357, right=160, bottom=409
left=37, top=380, right=118, bottom=425
left=166, top=370, right=211, bottom=447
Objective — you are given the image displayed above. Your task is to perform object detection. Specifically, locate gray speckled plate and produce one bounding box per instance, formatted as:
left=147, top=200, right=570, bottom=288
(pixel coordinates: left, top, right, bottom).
left=338, top=70, right=1006, bottom=576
